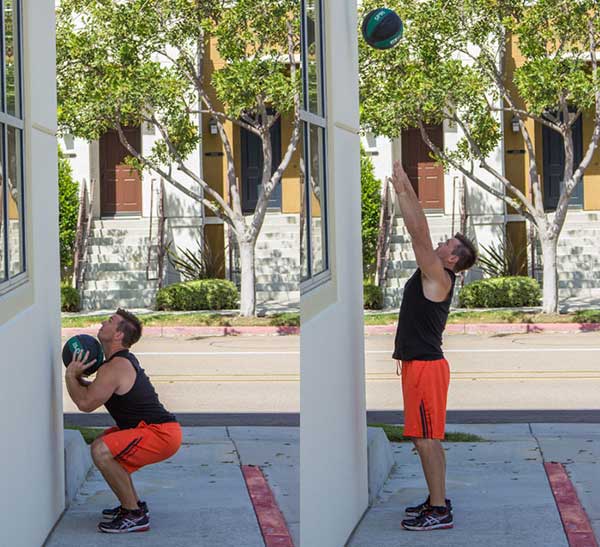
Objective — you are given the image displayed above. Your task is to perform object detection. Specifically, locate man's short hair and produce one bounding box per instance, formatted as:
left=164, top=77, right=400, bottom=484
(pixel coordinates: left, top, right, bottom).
left=115, top=308, right=143, bottom=348
left=452, top=233, right=477, bottom=273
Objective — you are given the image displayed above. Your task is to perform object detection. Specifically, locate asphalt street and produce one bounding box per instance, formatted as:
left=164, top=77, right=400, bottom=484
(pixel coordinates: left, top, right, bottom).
left=62, top=331, right=600, bottom=424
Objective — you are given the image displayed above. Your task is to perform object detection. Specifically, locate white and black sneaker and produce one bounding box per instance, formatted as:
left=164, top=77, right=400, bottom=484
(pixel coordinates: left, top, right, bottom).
left=98, top=509, right=150, bottom=533
left=401, top=507, right=453, bottom=531
left=405, top=496, right=452, bottom=517
left=102, top=500, right=149, bottom=520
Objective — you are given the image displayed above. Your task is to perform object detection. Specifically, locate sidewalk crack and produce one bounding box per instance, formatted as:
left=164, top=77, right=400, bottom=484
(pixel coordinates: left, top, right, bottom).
left=225, top=425, right=242, bottom=466
left=528, top=422, right=547, bottom=462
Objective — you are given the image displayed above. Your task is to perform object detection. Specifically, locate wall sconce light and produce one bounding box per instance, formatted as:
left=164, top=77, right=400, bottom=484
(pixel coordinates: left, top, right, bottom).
left=209, top=118, right=218, bottom=135
left=511, top=115, right=520, bottom=133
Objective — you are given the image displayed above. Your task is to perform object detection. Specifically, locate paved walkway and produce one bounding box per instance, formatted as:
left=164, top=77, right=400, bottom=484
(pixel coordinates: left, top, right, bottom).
left=349, top=424, right=600, bottom=547
left=45, top=424, right=598, bottom=547
left=45, top=427, right=298, bottom=547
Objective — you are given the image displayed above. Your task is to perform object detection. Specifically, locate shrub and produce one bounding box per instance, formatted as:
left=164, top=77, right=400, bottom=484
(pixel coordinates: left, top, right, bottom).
left=58, top=147, right=80, bottom=279
left=458, top=276, right=541, bottom=308
left=364, top=281, right=384, bottom=310
left=156, top=279, right=239, bottom=311
left=61, top=284, right=80, bottom=312
left=361, top=146, right=381, bottom=279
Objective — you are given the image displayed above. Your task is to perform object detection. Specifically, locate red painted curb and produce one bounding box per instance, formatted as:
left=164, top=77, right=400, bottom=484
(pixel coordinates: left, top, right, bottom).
left=62, top=322, right=599, bottom=338
left=544, top=462, right=598, bottom=547
left=242, top=465, right=294, bottom=547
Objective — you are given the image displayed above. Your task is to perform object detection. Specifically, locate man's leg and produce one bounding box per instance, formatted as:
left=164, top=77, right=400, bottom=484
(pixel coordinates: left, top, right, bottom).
left=91, top=438, right=138, bottom=510
left=412, top=438, right=446, bottom=507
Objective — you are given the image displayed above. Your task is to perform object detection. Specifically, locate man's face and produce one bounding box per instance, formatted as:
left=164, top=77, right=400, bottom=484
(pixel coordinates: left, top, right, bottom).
left=97, top=313, right=123, bottom=343
left=435, top=238, right=461, bottom=266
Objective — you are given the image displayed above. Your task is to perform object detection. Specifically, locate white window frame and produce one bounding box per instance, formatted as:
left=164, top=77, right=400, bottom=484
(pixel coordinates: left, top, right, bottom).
left=300, top=0, right=330, bottom=293
left=0, top=0, right=26, bottom=296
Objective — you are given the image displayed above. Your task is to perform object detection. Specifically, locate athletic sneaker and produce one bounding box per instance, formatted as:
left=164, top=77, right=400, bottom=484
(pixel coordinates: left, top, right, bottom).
left=102, top=500, right=149, bottom=520
left=98, top=509, right=150, bottom=533
left=405, top=496, right=452, bottom=517
left=401, top=507, right=453, bottom=531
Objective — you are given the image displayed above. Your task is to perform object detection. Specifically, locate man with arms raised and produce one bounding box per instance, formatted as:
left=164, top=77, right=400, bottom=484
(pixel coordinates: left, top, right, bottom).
left=65, top=308, right=181, bottom=533
left=389, top=161, right=477, bottom=531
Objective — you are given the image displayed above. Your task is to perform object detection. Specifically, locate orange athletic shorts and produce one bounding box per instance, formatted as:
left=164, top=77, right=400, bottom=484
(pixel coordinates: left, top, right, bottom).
left=400, top=358, right=450, bottom=440
left=100, top=421, right=182, bottom=474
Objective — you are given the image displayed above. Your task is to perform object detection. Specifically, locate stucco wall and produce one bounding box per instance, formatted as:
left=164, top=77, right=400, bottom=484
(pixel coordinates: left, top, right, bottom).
left=0, top=2, right=64, bottom=546
left=300, top=0, right=369, bottom=545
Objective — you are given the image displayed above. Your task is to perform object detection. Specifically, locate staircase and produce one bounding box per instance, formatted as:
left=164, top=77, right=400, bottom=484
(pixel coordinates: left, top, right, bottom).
left=556, top=212, right=600, bottom=300
left=254, top=213, right=300, bottom=305
left=81, top=218, right=160, bottom=311
left=383, top=215, right=456, bottom=308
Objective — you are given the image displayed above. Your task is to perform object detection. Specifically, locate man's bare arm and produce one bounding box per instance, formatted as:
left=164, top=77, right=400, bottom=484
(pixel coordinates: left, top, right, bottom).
left=389, top=161, right=451, bottom=298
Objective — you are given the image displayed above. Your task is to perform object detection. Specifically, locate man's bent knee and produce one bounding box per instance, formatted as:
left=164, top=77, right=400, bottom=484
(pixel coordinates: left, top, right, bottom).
left=91, top=438, right=113, bottom=466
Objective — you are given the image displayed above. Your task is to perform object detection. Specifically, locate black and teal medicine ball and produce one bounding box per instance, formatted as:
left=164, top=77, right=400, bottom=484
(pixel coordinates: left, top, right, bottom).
left=62, top=334, right=105, bottom=375
left=361, top=8, right=403, bottom=50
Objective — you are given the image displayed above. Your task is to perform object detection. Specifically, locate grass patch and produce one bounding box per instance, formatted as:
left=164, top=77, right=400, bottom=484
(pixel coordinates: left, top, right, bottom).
left=369, top=423, right=484, bottom=443
left=62, top=312, right=300, bottom=329
left=66, top=426, right=104, bottom=444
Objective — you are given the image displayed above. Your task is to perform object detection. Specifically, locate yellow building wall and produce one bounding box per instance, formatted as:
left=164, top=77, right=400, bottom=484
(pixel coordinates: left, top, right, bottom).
left=204, top=223, right=225, bottom=278
left=506, top=34, right=600, bottom=211
left=506, top=220, right=528, bottom=276
left=201, top=37, right=301, bottom=217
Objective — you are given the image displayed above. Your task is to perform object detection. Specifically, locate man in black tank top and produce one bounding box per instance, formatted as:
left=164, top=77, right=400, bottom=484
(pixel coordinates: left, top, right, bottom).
left=65, top=308, right=181, bottom=534
left=389, top=161, right=477, bottom=532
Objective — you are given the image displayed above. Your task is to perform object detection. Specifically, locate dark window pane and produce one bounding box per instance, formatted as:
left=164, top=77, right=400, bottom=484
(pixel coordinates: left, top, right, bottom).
left=309, top=124, right=326, bottom=275
left=7, top=126, right=22, bottom=277
left=305, top=0, right=322, bottom=116
left=0, top=127, right=4, bottom=282
left=4, top=0, right=20, bottom=117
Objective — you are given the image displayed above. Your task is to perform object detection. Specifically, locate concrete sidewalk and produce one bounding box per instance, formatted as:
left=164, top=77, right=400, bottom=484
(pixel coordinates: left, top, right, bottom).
left=349, top=424, right=600, bottom=546
left=45, top=427, right=298, bottom=547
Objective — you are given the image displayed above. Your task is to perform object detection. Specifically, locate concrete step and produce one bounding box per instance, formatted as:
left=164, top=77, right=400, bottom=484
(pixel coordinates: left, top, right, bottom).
left=87, top=236, right=154, bottom=246
left=558, top=279, right=600, bottom=289
left=256, top=290, right=300, bottom=301
left=81, top=270, right=149, bottom=282
left=86, top=244, right=158, bottom=255
left=85, top=262, right=151, bottom=273
left=255, top=241, right=297, bottom=251
left=260, top=214, right=300, bottom=226
left=559, top=287, right=600, bottom=298
left=91, top=219, right=152, bottom=229
left=83, top=280, right=160, bottom=291
left=255, top=273, right=299, bottom=284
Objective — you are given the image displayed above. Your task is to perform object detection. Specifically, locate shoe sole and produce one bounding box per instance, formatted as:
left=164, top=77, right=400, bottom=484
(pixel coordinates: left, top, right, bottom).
left=402, top=522, right=453, bottom=531
left=98, top=524, right=150, bottom=533
left=102, top=512, right=149, bottom=520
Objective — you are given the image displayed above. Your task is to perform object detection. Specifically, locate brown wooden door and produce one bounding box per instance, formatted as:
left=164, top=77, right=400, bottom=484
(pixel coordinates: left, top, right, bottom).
left=401, top=125, right=444, bottom=211
left=100, top=128, right=142, bottom=215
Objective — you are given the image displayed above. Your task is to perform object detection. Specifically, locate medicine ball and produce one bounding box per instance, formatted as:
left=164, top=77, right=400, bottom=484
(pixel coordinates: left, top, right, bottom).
left=62, top=334, right=105, bottom=376
left=361, top=8, right=403, bottom=50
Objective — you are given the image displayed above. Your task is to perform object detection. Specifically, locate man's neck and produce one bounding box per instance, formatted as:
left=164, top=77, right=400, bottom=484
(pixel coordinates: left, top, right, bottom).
left=103, top=343, right=128, bottom=361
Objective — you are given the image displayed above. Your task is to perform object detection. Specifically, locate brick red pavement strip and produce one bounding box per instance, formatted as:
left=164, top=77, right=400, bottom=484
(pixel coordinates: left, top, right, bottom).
left=241, top=465, right=294, bottom=547
left=544, top=462, right=598, bottom=547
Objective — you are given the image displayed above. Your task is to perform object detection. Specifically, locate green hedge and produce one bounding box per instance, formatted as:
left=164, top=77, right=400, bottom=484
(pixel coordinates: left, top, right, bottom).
left=156, top=279, right=239, bottom=311
left=58, top=147, right=79, bottom=279
left=458, top=276, right=541, bottom=308
left=61, top=284, right=80, bottom=312
left=364, top=281, right=384, bottom=310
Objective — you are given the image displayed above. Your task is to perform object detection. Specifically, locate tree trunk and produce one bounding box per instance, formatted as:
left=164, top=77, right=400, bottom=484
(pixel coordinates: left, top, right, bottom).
left=238, top=239, right=256, bottom=316
left=540, top=236, right=558, bottom=313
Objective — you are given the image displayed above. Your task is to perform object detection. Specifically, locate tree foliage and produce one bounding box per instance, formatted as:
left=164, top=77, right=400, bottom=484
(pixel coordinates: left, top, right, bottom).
left=360, top=146, right=381, bottom=279
left=56, top=0, right=302, bottom=315
left=360, top=0, right=600, bottom=312
left=58, top=147, right=79, bottom=280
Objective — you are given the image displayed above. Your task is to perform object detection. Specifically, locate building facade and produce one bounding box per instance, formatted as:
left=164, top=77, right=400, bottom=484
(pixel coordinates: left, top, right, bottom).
left=0, top=1, right=64, bottom=546
left=64, top=36, right=302, bottom=311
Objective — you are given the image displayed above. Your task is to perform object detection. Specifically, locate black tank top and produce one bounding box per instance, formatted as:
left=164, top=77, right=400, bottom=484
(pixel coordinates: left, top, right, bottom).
left=104, top=350, right=177, bottom=430
left=393, top=268, right=456, bottom=361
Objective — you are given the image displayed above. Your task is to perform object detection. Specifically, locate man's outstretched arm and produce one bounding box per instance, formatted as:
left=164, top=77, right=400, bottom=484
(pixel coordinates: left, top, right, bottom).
left=389, top=161, right=450, bottom=294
